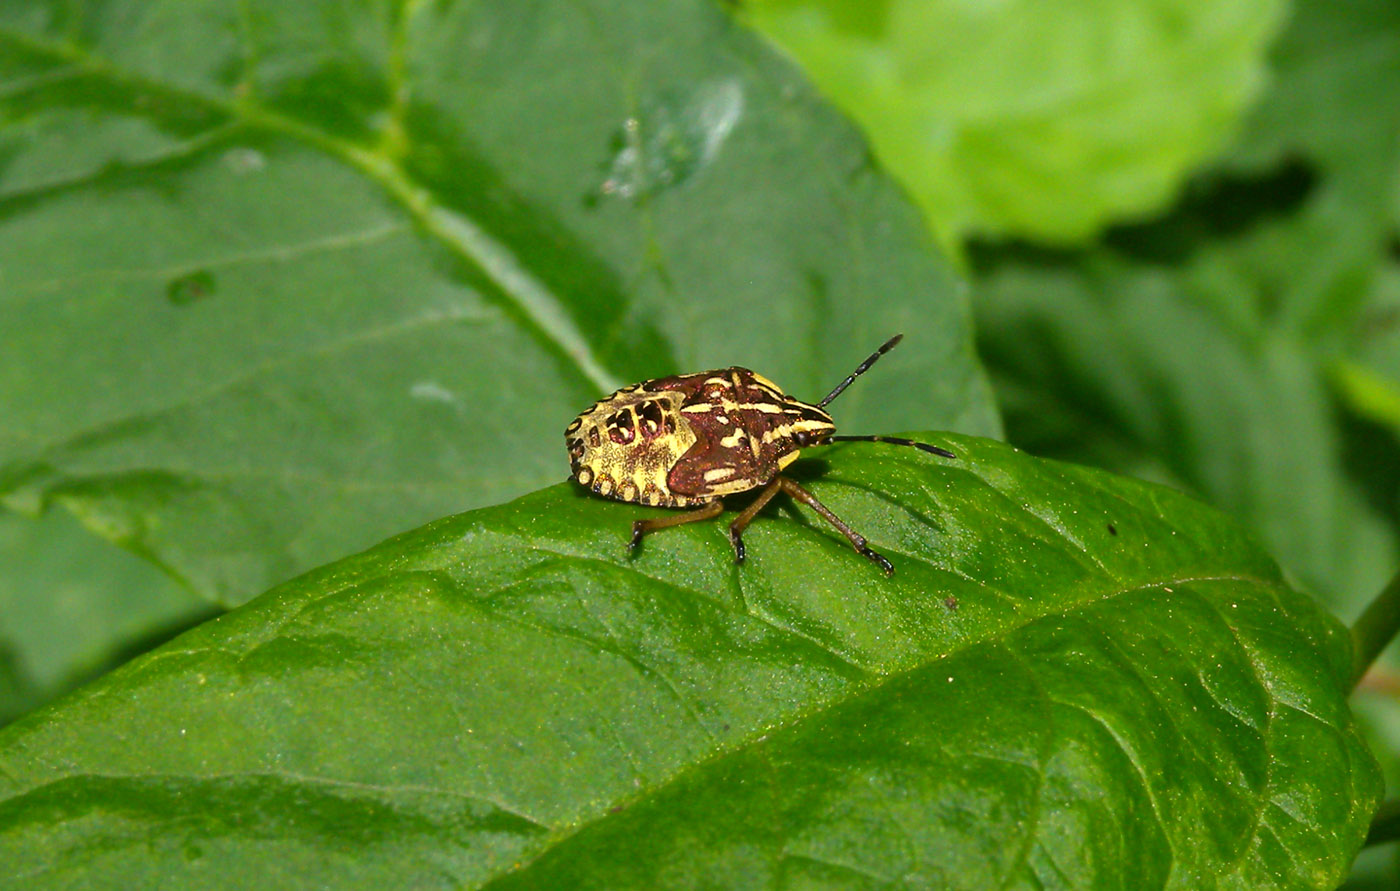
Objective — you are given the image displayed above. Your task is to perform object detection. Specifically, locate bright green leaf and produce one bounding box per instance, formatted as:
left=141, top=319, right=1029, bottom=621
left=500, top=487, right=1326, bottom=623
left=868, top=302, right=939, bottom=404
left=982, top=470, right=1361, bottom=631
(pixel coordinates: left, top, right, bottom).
left=0, top=0, right=998, bottom=609
left=0, top=437, right=1377, bottom=888
left=739, top=0, right=1286, bottom=244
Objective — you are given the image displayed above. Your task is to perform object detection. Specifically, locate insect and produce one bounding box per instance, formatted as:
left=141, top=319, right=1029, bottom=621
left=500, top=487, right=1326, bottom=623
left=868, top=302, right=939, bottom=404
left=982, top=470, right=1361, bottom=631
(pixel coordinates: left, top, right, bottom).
left=564, top=334, right=955, bottom=575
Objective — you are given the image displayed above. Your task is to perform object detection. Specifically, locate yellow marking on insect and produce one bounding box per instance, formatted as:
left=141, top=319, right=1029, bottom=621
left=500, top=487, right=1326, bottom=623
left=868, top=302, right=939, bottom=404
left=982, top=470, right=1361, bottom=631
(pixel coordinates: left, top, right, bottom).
left=706, top=477, right=761, bottom=497
left=597, top=477, right=614, bottom=496
left=720, top=429, right=746, bottom=448
left=645, top=464, right=673, bottom=503
left=749, top=372, right=782, bottom=392
left=777, top=451, right=800, bottom=471
left=681, top=403, right=715, bottom=413
left=703, top=467, right=736, bottom=482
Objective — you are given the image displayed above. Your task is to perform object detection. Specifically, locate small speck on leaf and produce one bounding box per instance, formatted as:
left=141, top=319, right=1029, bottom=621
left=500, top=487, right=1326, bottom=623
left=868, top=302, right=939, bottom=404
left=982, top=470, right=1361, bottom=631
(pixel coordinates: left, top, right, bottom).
left=166, top=270, right=216, bottom=306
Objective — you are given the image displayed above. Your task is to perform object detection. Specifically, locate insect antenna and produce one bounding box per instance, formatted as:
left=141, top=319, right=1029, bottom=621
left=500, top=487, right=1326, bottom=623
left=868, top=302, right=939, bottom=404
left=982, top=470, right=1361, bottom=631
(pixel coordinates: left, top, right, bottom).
left=829, top=434, right=956, bottom=459
left=817, top=334, right=957, bottom=458
left=817, top=333, right=904, bottom=408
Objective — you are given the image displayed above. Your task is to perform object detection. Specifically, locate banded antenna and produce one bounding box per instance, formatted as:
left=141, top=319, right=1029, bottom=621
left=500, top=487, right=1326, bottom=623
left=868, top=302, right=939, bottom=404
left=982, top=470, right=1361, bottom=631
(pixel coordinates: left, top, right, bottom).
left=818, top=334, right=957, bottom=459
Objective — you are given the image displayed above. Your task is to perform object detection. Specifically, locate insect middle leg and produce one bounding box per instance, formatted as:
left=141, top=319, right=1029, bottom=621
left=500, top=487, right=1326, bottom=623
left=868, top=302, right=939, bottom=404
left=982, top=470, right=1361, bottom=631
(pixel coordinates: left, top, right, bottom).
left=629, top=499, right=724, bottom=553
left=775, top=476, right=896, bottom=576
left=727, top=476, right=787, bottom=563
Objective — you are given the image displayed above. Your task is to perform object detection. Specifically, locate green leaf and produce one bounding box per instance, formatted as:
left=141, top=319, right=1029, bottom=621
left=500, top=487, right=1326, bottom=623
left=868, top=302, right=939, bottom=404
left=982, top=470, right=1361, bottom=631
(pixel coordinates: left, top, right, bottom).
left=0, top=437, right=1377, bottom=888
left=739, top=0, right=1287, bottom=244
left=0, top=0, right=998, bottom=608
left=0, top=508, right=212, bottom=727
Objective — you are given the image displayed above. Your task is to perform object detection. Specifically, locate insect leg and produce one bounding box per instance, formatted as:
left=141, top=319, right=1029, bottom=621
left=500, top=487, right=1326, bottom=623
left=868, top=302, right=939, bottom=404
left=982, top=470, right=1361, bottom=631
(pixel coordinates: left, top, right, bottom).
left=777, top=477, right=896, bottom=576
left=726, top=477, right=785, bottom=564
left=629, top=499, right=724, bottom=554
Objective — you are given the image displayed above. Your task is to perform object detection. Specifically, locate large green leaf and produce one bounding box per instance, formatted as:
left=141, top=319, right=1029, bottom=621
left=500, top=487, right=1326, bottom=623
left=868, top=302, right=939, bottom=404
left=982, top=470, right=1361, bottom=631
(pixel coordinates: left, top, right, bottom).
left=0, top=437, right=1377, bottom=888
left=0, top=0, right=998, bottom=608
left=739, top=0, right=1286, bottom=245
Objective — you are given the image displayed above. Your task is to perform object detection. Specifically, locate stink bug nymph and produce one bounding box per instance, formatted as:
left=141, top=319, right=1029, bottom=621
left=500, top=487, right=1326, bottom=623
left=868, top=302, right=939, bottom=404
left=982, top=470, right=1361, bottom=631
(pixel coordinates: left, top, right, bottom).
left=564, top=334, right=954, bottom=575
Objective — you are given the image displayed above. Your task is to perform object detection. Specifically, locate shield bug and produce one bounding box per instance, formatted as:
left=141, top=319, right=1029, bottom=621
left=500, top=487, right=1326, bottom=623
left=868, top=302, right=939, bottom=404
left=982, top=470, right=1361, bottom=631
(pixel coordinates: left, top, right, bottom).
left=565, top=334, right=955, bottom=575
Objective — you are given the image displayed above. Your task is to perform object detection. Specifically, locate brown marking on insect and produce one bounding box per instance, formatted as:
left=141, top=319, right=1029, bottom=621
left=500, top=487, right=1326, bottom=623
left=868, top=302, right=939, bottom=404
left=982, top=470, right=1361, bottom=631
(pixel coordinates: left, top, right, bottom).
left=636, top=400, right=665, bottom=438
left=606, top=409, right=636, bottom=445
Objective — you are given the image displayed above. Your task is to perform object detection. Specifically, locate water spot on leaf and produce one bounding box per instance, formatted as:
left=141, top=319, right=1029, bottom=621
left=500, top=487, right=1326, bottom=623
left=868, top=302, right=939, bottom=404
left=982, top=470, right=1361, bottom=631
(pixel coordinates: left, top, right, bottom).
left=410, top=380, right=457, bottom=404
left=222, top=147, right=266, bottom=175
left=598, top=79, right=744, bottom=202
left=166, top=270, right=216, bottom=306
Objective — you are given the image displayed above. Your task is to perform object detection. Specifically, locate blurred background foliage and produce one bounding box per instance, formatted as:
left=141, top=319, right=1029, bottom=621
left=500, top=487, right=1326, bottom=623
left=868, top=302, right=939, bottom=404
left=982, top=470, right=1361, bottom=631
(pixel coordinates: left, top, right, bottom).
left=742, top=0, right=1400, bottom=886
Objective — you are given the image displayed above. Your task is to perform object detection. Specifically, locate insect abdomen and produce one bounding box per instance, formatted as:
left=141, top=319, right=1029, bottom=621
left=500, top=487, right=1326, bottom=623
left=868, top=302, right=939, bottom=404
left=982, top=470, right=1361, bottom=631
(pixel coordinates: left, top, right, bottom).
left=565, top=386, right=707, bottom=507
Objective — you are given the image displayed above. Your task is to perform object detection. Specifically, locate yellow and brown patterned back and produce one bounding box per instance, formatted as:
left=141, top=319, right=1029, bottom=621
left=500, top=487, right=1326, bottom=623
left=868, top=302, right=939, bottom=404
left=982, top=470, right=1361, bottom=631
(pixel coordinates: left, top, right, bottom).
left=565, top=367, right=836, bottom=507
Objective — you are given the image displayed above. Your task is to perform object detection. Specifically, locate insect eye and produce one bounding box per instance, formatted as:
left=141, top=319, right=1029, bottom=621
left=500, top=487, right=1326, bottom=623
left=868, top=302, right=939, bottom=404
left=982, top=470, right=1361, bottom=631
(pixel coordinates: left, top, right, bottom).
left=793, top=431, right=811, bottom=447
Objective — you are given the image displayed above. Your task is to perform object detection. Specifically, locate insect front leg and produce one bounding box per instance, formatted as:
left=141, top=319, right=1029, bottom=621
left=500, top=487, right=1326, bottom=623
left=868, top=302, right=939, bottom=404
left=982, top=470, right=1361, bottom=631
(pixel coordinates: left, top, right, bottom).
left=777, top=476, right=896, bottom=576
left=628, top=499, right=724, bottom=554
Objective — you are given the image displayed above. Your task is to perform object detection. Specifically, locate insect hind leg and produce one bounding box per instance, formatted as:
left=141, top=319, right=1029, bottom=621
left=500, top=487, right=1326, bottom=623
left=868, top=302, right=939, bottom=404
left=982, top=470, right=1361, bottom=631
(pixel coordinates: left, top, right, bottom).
left=628, top=499, right=724, bottom=555
left=777, top=476, right=895, bottom=575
